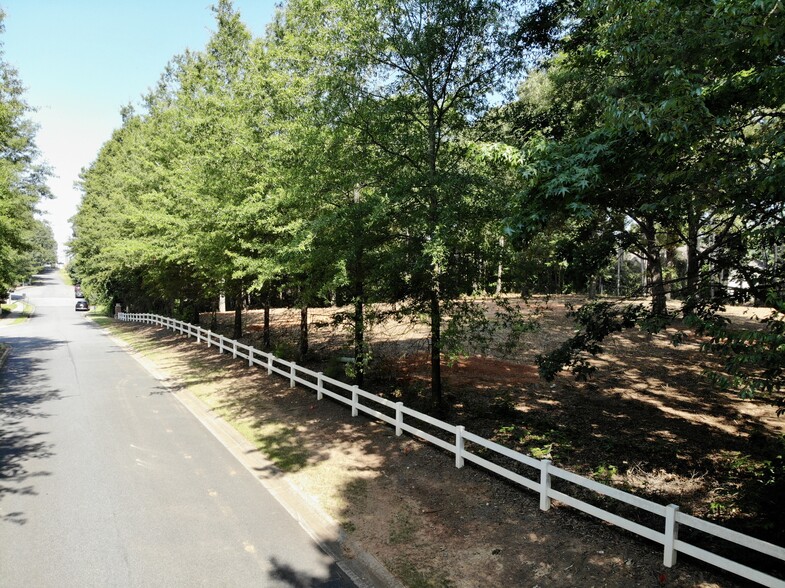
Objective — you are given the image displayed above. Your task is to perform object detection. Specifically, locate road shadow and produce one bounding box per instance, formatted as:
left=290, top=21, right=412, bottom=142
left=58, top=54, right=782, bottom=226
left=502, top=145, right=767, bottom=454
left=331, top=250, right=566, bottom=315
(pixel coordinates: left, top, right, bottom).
left=0, top=336, right=65, bottom=524
left=267, top=555, right=353, bottom=587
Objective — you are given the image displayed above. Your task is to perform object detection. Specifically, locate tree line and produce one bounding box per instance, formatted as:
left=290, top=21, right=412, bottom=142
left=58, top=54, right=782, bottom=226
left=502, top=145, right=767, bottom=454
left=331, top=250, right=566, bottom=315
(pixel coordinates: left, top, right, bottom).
left=0, top=10, right=57, bottom=298
left=69, top=0, right=784, bottom=411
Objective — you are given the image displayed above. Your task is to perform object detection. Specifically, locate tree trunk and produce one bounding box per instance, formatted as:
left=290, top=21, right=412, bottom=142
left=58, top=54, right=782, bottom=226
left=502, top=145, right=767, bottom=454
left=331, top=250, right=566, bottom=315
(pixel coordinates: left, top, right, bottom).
left=232, top=289, right=243, bottom=340
left=354, top=295, right=364, bottom=388
left=588, top=277, right=597, bottom=299
left=495, top=236, right=505, bottom=295
left=352, top=187, right=366, bottom=387
left=426, top=88, right=443, bottom=407
left=298, top=305, right=308, bottom=360
left=210, top=298, right=218, bottom=331
left=685, top=209, right=700, bottom=313
left=263, top=294, right=271, bottom=350
left=430, top=286, right=442, bottom=406
left=642, top=222, right=667, bottom=316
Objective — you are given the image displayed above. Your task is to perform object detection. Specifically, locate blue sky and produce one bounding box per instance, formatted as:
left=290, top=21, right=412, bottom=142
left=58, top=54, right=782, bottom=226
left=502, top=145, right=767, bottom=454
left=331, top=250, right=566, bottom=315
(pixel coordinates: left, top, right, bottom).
left=2, top=0, right=279, bottom=260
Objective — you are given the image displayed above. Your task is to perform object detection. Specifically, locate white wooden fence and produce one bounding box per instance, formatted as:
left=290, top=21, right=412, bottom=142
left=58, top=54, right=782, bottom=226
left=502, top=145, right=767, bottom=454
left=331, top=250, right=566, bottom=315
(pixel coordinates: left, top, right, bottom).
left=118, top=312, right=785, bottom=588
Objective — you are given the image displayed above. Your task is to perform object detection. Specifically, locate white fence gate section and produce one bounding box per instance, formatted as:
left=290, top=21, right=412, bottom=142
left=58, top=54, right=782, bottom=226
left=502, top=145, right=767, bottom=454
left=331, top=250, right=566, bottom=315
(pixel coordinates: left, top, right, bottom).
left=117, top=312, right=785, bottom=588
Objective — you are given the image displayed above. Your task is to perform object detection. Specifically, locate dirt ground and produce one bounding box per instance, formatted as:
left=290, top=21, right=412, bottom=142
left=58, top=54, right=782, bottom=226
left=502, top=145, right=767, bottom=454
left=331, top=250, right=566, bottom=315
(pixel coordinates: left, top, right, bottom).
left=108, top=296, right=783, bottom=587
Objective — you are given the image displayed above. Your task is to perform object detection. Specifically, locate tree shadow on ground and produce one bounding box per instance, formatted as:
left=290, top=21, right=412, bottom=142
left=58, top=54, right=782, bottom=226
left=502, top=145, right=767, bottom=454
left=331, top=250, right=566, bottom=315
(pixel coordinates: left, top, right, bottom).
left=0, top=336, right=65, bottom=524
left=114, top=319, right=774, bottom=587
left=267, top=556, right=352, bottom=587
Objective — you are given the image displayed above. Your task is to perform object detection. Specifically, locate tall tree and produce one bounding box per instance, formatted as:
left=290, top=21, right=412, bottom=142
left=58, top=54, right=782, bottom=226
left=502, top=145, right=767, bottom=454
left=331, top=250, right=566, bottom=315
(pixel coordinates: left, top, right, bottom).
left=518, top=0, right=785, bottom=400
left=73, top=1, right=266, bottom=324
left=518, top=0, right=784, bottom=307
left=0, top=10, right=51, bottom=293
left=294, top=0, right=553, bottom=404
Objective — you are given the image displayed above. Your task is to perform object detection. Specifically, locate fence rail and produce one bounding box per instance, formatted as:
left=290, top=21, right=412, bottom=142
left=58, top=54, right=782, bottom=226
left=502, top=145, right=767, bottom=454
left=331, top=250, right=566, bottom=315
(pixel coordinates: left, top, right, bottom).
left=117, top=312, right=785, bottom=588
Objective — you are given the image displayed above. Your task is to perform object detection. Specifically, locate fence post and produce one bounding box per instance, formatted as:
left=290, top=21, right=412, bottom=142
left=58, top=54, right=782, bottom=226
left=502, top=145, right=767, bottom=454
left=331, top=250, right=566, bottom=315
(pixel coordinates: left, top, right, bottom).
left=196, top=327, right=201, bottom=343
left=218, top=335, right=225, bottom=354
left=248, top=347, right=254, bottom=367
left=395, top=402, right=403, bottom=436
left=317, top=372, right=324, bottom=400
left=664, top=504, right=680, bottom=567
left=206, top=331, right=211, bottom=348
left=351, top=386, right=359, bottom=417
left=455, top=425, right=465, bottom=468
left=232, top=340, right=237, bottom=359
left=290, top=362, right=296, bottom=388
left=539, top=459, right=552, bottom=511
left=267, top=354, right=273, bottom=375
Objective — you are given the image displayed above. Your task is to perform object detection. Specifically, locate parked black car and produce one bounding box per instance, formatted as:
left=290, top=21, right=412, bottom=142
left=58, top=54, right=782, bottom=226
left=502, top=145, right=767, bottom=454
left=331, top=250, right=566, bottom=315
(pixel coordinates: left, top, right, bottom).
left=75, top=300, right=89, bottom=311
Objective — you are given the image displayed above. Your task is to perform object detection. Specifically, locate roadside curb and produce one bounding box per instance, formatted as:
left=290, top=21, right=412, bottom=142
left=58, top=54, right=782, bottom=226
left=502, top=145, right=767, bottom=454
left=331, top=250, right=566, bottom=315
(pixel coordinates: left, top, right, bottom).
left=0, top=344, right=10, bottom=371
left=173, top=388, right=403, bottom=588
left=97, top=318, right=403, bottom=588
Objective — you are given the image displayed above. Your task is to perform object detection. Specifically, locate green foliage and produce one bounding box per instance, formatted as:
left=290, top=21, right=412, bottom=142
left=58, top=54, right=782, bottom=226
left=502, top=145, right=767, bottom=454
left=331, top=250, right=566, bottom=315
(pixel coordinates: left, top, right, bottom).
left=514, top=0, right=785, bottom=315
left=66, top=0, right=785, bottom=421
left=0, top=11, right=52, bottom=292
left=71, top=1, right=261, bottom=316
left=592, top=464, right=619, bottom=484
left=441, top=297, right=539, bottom=362
left=494, top=423, right=574, bottom=461
left=504, top=0, right=785, bottom=419
left=70, top=0, right=559, bottom=404
left=710, top=436, right=785, bottom=529
left=13, top=218, right=57, bottom=278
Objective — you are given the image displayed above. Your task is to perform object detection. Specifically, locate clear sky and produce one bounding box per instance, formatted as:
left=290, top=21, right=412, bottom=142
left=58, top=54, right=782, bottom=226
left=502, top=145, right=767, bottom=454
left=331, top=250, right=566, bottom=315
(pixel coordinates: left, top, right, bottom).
left=1, top=0, right=278, bottom=261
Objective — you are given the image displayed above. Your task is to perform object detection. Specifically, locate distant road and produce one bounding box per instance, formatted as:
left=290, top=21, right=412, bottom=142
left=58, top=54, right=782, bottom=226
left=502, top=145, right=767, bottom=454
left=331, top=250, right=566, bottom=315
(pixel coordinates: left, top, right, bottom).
left=0, top=270, right=353, bottom=587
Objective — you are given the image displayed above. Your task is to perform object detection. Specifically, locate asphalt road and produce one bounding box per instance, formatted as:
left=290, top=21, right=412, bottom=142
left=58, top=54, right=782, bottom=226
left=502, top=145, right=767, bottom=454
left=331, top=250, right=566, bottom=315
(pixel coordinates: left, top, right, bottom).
left=0, top=271, right=354, bottom=587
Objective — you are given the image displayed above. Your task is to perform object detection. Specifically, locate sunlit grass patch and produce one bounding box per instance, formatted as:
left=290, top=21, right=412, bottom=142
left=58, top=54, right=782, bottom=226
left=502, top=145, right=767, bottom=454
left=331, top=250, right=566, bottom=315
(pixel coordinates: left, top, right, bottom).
left=387, top=556, right=453, bottom=588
